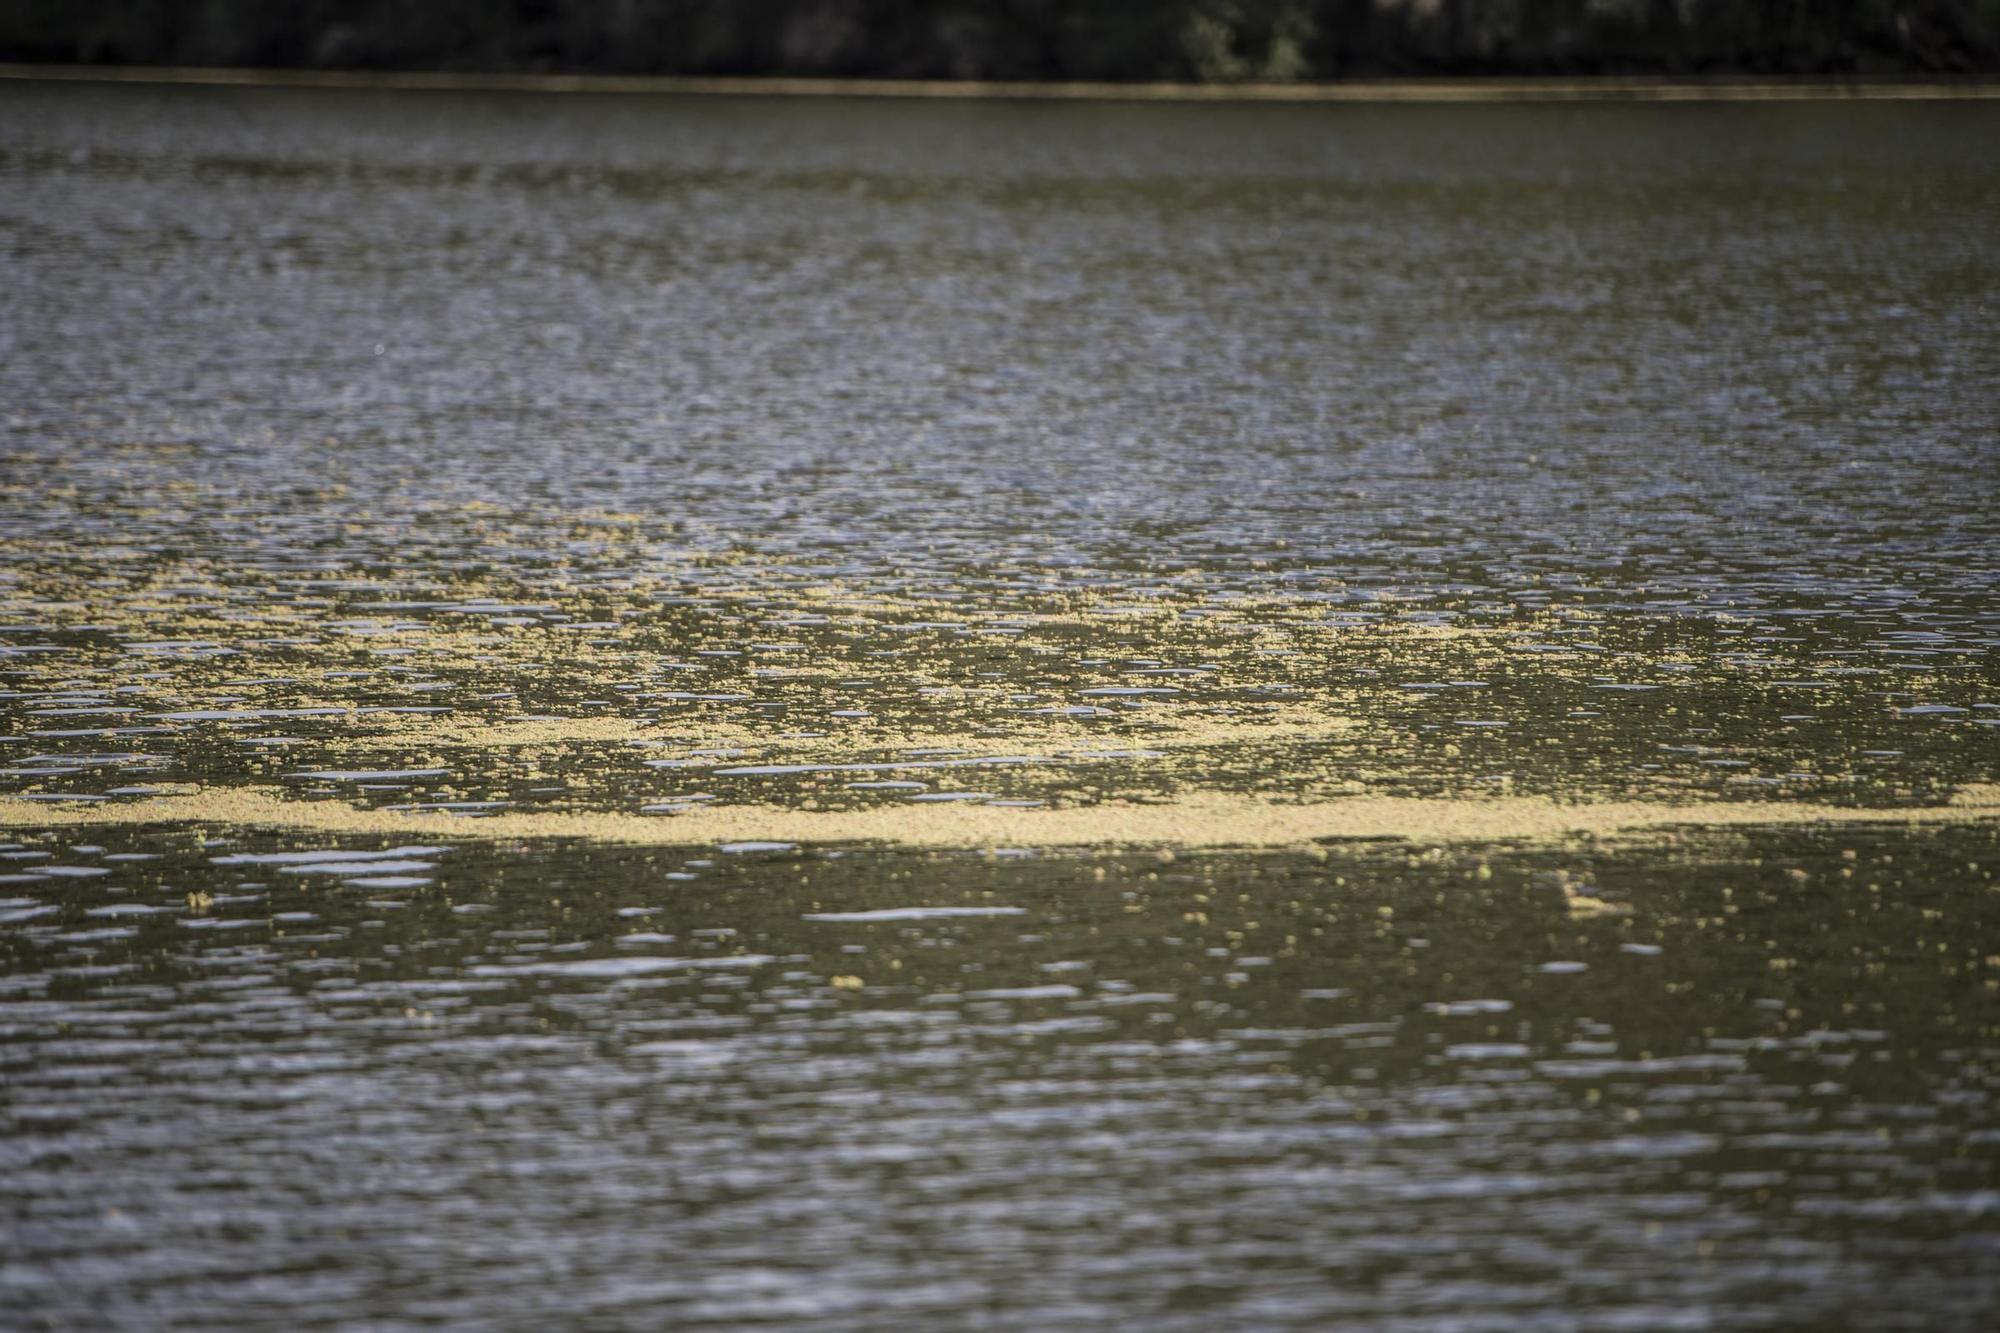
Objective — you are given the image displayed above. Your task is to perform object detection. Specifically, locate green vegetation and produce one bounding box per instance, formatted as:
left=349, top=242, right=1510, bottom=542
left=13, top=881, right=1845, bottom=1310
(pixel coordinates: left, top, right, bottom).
left=5, top=1, right=1998, bottom=79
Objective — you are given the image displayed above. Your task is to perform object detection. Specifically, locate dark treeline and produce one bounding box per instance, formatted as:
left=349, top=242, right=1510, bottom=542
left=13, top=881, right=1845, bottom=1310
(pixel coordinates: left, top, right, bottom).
left=5, top=2, right=1998, bottom=79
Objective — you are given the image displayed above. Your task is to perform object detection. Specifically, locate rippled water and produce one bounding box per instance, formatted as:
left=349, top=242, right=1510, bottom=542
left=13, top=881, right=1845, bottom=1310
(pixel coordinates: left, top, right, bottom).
left=5, top=827, right=1998, bottom=1328
left=1, top=83, right=1997, bottom=1328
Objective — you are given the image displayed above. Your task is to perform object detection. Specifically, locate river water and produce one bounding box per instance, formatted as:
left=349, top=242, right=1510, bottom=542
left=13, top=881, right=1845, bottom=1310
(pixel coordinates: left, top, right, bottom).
left=1, top=82, right=1997, bottom=1328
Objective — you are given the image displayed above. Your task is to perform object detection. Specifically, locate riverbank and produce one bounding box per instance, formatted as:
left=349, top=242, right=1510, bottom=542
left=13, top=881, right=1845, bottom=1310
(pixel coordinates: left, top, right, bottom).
left=4, top=62, right=1998, bottom=102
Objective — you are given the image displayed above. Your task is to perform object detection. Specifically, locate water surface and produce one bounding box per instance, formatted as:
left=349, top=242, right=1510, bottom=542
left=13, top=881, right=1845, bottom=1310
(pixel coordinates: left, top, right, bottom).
left=1, top=84, right=1997, bottom=1328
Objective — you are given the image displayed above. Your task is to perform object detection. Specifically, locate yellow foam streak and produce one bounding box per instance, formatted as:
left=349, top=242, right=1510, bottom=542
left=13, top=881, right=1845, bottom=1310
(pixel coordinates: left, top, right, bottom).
left=5, top=785, right=1995, bottom=850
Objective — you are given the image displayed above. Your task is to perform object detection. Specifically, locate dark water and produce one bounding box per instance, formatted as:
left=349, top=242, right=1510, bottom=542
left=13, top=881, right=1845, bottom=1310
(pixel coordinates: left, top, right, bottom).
left=2, top=84, right=1998, bottom=1328
left=3, top=827, right=1998, bottom=1329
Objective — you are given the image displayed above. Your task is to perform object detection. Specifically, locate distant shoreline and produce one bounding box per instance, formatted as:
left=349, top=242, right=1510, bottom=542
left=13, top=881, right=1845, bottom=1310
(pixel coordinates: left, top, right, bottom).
left=4, top=62, right=1998, bottom=103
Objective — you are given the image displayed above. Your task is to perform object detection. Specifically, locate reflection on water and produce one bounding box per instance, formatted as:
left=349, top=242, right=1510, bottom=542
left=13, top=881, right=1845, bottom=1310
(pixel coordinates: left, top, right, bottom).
left=1, top=82, right=1997, bottom=1327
